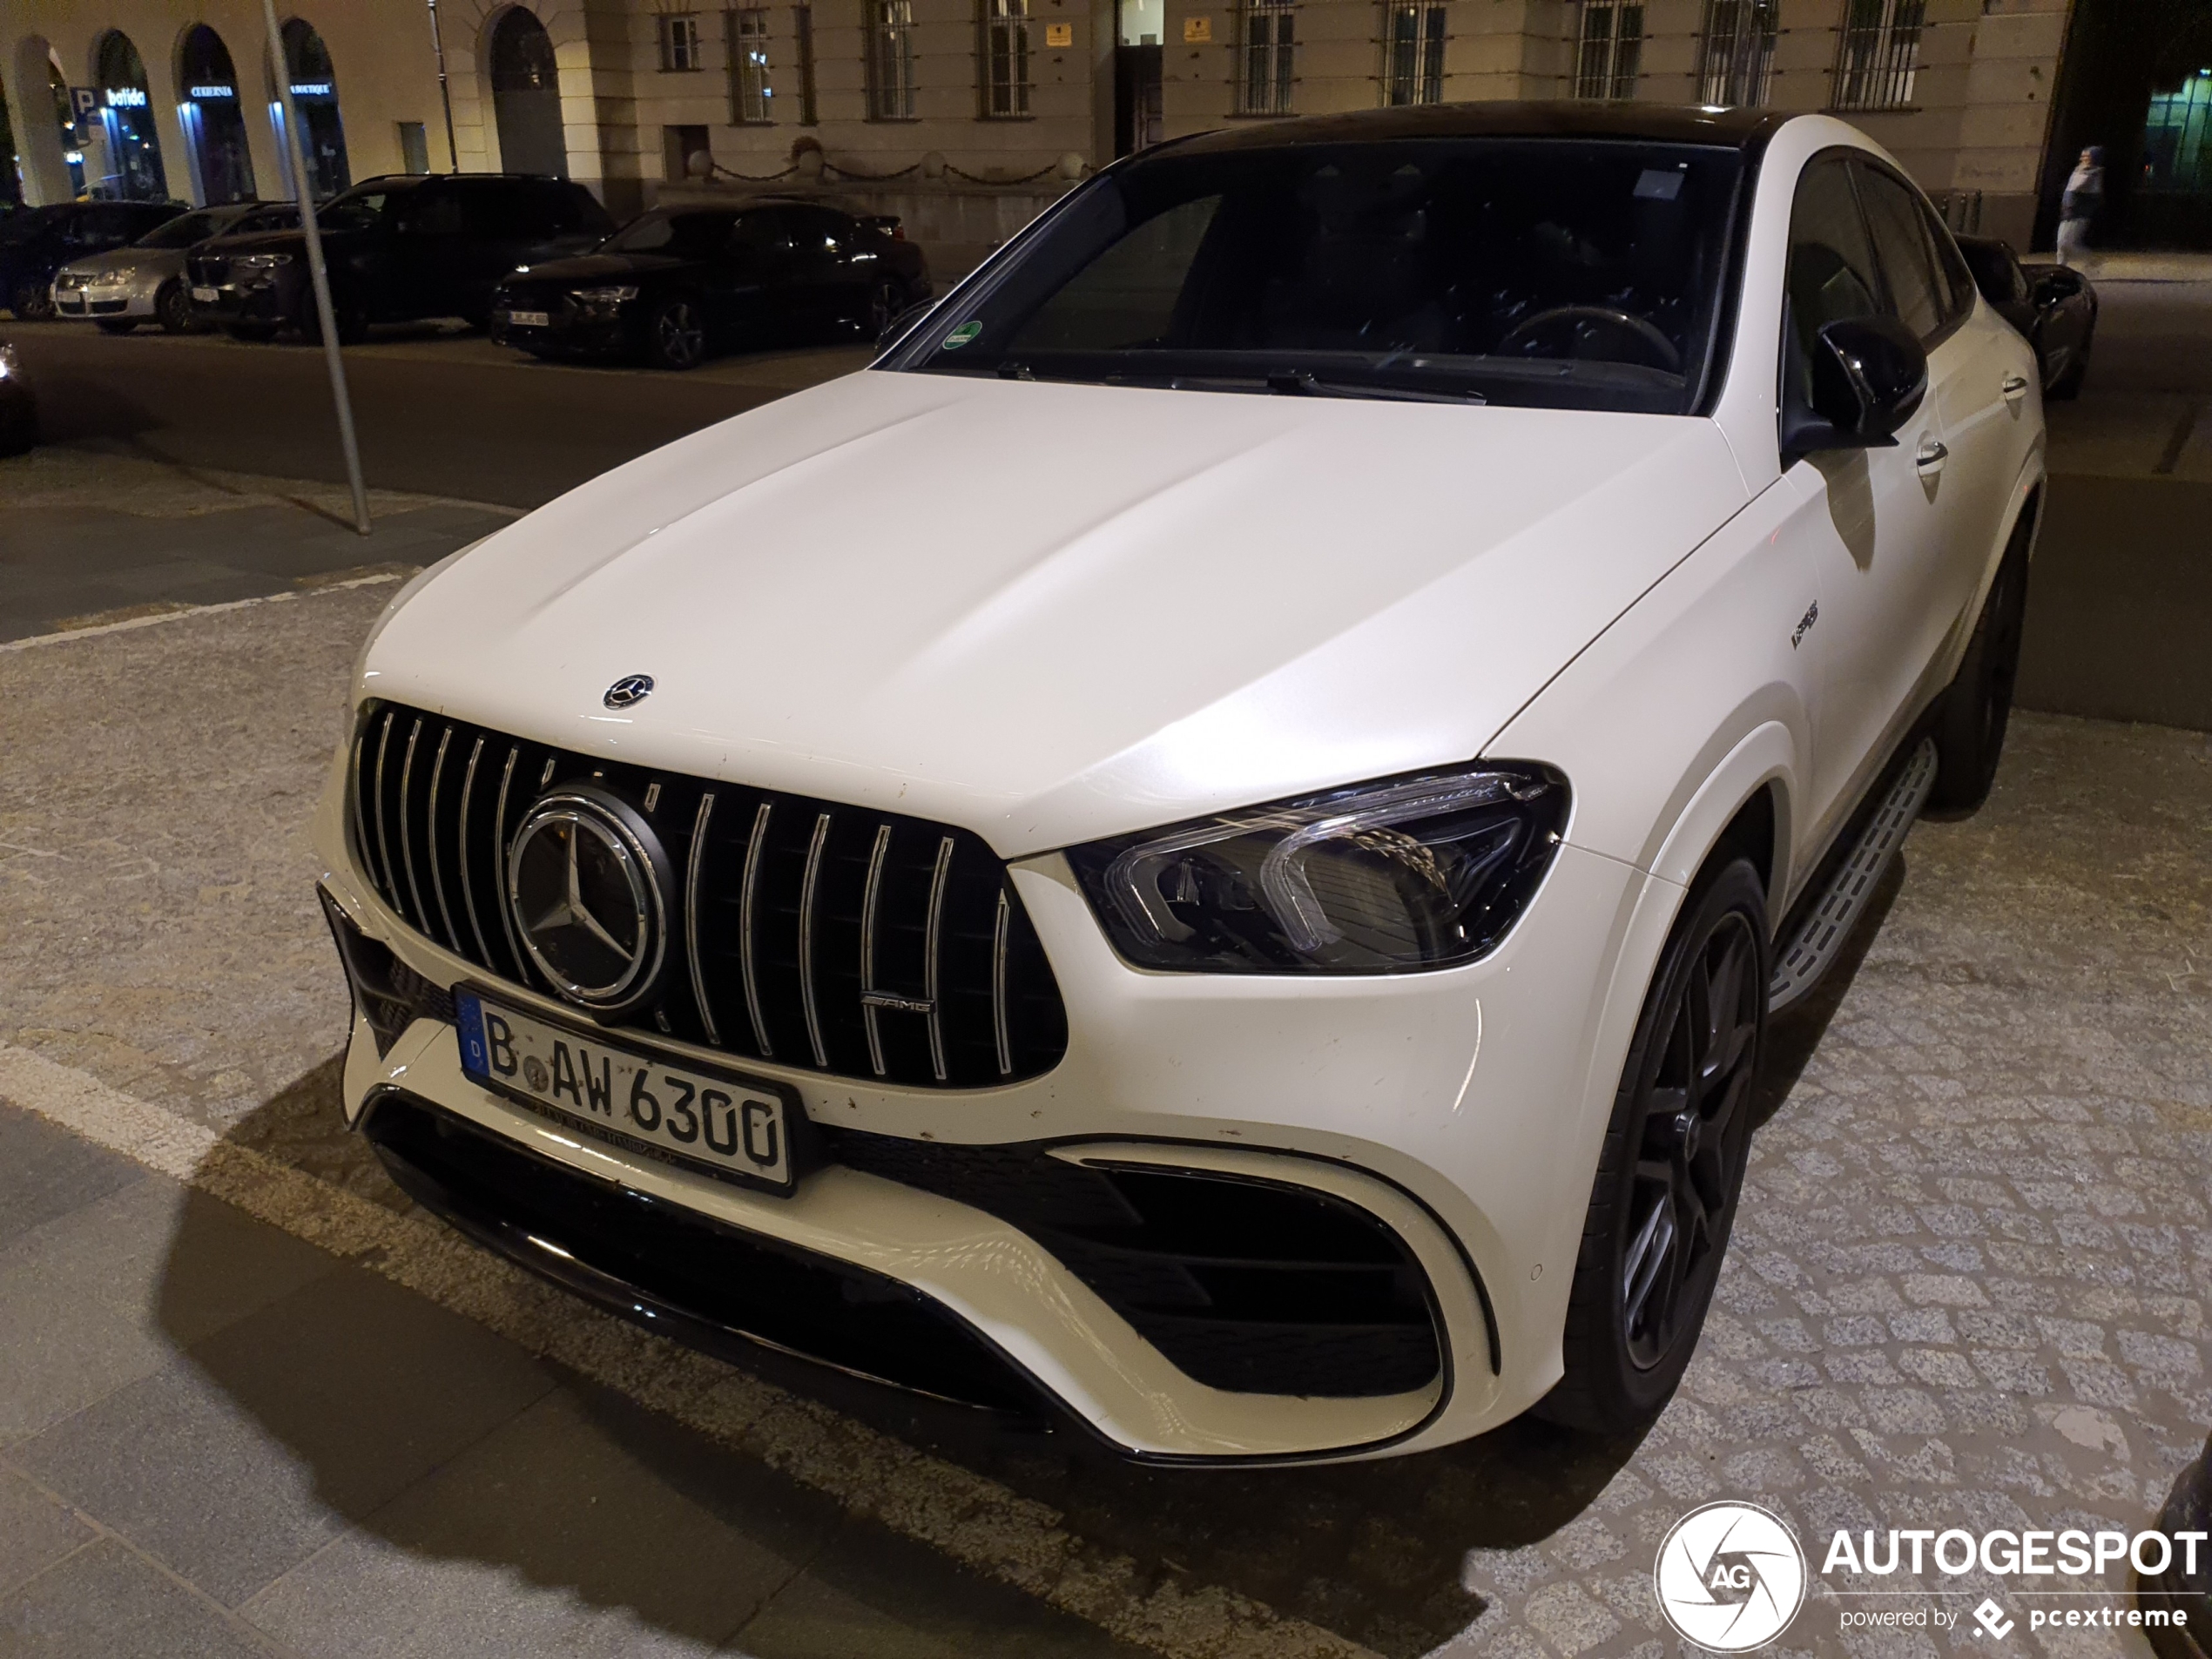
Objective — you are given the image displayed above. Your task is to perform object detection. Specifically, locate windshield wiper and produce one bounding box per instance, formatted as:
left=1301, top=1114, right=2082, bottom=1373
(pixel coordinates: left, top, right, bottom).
left=1264, top=369, right=1486, bottom=406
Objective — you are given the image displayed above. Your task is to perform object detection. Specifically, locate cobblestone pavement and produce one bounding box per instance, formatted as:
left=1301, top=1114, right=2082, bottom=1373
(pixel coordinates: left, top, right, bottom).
left=0, top=583, right=2207, bottom=1656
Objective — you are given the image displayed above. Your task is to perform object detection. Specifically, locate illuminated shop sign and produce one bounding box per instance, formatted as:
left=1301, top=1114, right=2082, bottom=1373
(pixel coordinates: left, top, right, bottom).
left=104, top=86, right=148, bottom=107
left=289, top=81, right=334, bottom=96
left=188, top=84, right=236, bottom=99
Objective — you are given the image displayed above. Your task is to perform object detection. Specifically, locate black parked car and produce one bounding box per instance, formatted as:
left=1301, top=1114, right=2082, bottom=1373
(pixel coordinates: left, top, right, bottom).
left=2, top=201, right=188, bottom=320
left=186, top=173, right=614, bottom=343
left=490, top=199, right=932, bottom=370
left=1956, top=233, right=2098, bottom=399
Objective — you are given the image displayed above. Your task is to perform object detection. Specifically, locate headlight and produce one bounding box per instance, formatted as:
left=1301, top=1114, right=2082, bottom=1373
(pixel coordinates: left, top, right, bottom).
left=1066, top=764, right=1568, bottom=974
left=238, top=253, right=293, bottom=269
left=0, top=345, right=16, bottom=381
left=570, top=284, right=638, bottom=305
left=55, top=270, right=86, bottom=289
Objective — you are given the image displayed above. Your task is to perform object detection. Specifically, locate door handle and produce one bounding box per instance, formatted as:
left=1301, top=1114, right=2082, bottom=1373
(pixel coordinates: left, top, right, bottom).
left=1916, top=436, right=1949, bottom=474
left=2001, top=374, right=2030, bottom=401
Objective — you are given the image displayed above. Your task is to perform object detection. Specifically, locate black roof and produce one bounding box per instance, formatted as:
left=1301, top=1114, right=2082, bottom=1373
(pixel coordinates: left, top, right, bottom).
left=1167, top=101, right=1794, bottom=158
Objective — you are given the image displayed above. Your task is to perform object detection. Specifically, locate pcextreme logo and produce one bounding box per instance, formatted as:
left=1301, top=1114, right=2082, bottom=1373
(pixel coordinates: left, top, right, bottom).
left=1653, top=1501, right=1810, bottom=1651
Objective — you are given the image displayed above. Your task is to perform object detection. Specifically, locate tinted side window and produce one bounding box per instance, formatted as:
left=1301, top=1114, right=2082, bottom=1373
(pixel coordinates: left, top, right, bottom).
left=1915, top=198, right=1978, bottom=322
left=1786, top=158, right=1882, bottom=347
left=1856, top=165, right=1944, bottom=341
left=393, top=188, right=465, bottom=237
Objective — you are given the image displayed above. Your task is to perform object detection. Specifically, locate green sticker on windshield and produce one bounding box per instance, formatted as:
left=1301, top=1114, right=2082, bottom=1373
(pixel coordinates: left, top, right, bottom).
left=941, top=320, right=983, bottom=350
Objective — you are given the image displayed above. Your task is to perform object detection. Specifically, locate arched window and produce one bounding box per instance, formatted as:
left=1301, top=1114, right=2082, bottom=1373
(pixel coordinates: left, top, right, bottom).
left=179, top=25, right=256, bottom=202
left=489, top=9, right=568, bottom=177
left=93, top=30, right=169, bottom=200
left=277, top=17, right=348, bottom=199
left=44, top=51, right=87, bottom=198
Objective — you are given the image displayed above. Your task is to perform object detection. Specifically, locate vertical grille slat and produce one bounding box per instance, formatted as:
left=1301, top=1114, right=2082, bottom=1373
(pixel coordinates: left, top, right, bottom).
left=686, top=792, right=720, bottom=1046
left=860, top=823, right=893, bottom=1077
left=924, top=836, right=954, bottom=1083
left=739, top=801, right=774, bottom=1059
left=992, top=889, right=1015, bottom=1077
left=398, top=718, right=429, bottom=929
left=798, top=811, right=833, bottom=1070
left=455, top=736, right=497, bottom=968
left=347, top=702, right=1065, bottom=1090
left=426, top=725, right=462, bottom=954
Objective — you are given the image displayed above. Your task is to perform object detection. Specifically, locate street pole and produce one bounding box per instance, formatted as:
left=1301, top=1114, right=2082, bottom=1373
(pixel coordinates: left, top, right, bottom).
left=426, top=0, right=460, bottom=172
left=261, top=0, right=370, bottom=536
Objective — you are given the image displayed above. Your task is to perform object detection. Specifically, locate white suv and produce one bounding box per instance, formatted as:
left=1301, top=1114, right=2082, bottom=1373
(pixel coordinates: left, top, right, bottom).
left=315, top=103, right=2042, bottom=1465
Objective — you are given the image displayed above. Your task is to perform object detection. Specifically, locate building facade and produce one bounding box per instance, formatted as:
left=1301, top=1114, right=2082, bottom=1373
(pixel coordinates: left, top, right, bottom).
left=2, top=0, right=2067, bottom=246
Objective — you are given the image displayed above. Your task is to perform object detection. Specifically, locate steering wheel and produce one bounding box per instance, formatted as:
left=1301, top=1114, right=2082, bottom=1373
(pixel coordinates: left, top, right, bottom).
left=1497, top=306, right=1683, bottom=374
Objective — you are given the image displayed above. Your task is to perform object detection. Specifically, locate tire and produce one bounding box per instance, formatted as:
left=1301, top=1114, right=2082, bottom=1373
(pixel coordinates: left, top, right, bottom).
left=644, top=296, right=708, bottom=371
left=295, top=296, right=368, bottom=347
left=11, top=281, right=54, bottom=321
left=155, top=280, right=194, bottom=335
left=2047, top=339, right=2088, bottom=400
left=1926, top=515, right=2032, bottom=815
left=1540, top=858, right=1769, bottom=1434
left=95, top=318, right=138, bottom=335
left=223, top=322, right=280, bottom=343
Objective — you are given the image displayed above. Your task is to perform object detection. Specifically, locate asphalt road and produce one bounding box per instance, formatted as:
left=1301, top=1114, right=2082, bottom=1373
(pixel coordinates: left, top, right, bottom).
left=5, top=322, right=870, bottom=510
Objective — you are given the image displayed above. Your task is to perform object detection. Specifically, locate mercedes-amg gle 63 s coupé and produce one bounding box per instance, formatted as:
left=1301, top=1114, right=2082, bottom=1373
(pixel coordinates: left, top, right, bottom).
left=317, top=104, right=2042, bottom=1463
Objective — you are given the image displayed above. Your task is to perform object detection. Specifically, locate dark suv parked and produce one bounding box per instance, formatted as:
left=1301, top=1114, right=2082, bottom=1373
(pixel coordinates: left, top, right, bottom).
left=2, top=201, right=188, bottom=319
left=491, top=199, right=931, bottom=369
left=186, top=173, right=614, bottom=342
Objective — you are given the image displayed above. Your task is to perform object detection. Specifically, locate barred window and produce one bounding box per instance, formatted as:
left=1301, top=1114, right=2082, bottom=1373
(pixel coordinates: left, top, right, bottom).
left=660, top=13, right=705, bottom=71
left=869, top=0, right=917, bottom=118
left=1384, top=2, right=1446, bottom=105
left=1573, top=0, right=1642, bottom=99
left=729, top=9, right=773, bottom=121
left=1696, top=0, right=1775, bottom=106
left=1242, top=2, right=1296, bottom=116
left=981, top=0, right=1033, bottom=117
left=1831, top=0, right=1924, bottom=111
left=793, top=3, right=819, bottom=123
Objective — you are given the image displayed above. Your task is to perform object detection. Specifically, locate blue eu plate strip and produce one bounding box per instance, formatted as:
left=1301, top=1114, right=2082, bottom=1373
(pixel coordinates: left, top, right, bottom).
left=455, top=990, right=489, bottom=1079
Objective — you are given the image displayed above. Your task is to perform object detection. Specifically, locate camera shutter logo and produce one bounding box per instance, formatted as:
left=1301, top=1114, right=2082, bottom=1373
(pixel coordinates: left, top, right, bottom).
left=1653, top=1501, right=1808, bottom=1651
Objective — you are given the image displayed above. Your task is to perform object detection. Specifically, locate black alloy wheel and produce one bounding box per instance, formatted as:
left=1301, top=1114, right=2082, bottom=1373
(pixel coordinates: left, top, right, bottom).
left=11, top=280, right=54, bottom=321
left=156, top=279, right=193, bottom=335
left=295, top=294, right=368, bottom=347
left=1541, top=859, right=1768, bottom=1433
left=645, top=297, right=707, bottom=371
left=1927, top=516, right=2032, bottom=814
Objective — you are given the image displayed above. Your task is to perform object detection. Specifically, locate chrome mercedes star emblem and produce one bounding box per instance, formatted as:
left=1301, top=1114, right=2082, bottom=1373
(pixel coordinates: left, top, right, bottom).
left=506, top=788, right=669, bottom=1013
left=604, top=674, right=655, bottom=710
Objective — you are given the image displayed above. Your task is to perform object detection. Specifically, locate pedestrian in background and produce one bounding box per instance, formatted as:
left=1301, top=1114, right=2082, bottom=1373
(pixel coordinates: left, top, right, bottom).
left=2055, top=145, right=2104, bottom=266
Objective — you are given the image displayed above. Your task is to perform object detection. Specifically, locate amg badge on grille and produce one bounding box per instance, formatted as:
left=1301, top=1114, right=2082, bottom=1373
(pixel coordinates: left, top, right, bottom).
left=604, top=673, right=655, bottom=710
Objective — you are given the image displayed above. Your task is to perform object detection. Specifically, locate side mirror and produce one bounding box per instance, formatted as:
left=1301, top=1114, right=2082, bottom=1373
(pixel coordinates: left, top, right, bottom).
left=1783, top=315, right=1928, bottom=463
left=878, top=295, right=938, bottom=350
left=2030, top=268, right=2081, bottom=307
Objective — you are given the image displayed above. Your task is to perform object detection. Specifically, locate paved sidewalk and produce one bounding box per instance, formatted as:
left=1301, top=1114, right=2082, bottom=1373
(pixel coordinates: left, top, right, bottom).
left=0, top=571, right=2206, bottom=1656
left=0, top=446, right=516, bottom=643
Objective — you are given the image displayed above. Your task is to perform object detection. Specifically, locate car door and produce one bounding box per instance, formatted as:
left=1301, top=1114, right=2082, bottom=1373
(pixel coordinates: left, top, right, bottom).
left=1773, top=152, right=1956, bottom=851
left=719, top=207, right=804, bottom=338
left=1855, top=162, right=2007, bottom=690
left=385, top=184, right=464, bottom=318
left=790, top=206, right=867, bottom=327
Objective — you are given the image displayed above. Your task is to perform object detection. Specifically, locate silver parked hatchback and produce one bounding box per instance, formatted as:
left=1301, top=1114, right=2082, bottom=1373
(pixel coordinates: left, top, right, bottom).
left=52, top=201, right=295, bottom=334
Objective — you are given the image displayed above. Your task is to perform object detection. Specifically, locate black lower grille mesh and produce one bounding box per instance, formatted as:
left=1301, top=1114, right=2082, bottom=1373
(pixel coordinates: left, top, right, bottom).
left=347, top=701, right=1066, bottom=1090
left=834, top=1133, right=1444, bottom=1398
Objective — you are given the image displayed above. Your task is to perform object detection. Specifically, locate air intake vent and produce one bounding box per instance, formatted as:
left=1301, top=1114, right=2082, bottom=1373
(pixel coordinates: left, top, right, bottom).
left=347, top=701, right=1068, bottom=1089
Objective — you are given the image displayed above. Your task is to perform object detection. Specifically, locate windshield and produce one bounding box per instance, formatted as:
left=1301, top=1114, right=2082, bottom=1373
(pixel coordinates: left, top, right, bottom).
left=602, top=210, right=742, bottom=258
left=890, top=138, right=1745, bottom=414
left=136, top=210, right=228, bottom=249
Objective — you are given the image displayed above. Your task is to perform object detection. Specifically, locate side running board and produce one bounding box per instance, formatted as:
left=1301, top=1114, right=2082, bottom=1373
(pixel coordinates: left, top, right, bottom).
left=1768, top=738, right=1938, bottom=1015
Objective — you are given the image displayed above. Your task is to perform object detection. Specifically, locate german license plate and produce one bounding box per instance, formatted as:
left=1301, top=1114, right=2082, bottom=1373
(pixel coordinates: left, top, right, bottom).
left=509, top=309, right=550, bottom=328
left=455, top=988, right=800, bottom=1192
left=190, top=286, right=219, bottom=303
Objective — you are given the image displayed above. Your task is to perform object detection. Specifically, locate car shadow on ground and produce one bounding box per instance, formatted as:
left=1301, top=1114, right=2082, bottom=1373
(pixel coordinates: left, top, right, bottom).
left=154, top=860, right=1906, bottom=1656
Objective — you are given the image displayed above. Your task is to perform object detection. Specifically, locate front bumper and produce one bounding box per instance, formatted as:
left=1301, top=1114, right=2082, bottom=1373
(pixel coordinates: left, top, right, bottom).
left=314, top=738, right=1657, bottom=1462
left=52, top=286, right=152, bottom=319
left=489, top=298, right=635, bottom=357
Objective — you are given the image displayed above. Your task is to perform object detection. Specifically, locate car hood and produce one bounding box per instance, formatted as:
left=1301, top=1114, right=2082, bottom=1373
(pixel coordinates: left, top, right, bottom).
left=363, top=371, right=1750, bottom=855
left=504, top=252, right=693, bottom=285
left=63, top=246, right=179, bottom=280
